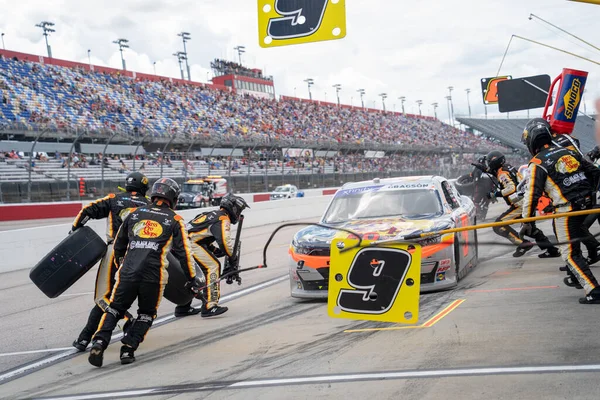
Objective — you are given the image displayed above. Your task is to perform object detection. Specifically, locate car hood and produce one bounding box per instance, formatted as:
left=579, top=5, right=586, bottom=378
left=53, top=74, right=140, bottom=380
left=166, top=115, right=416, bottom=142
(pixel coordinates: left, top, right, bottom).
left=293, top=216, right=453, bottom=248
left=178, top=192, right=197, bottom=201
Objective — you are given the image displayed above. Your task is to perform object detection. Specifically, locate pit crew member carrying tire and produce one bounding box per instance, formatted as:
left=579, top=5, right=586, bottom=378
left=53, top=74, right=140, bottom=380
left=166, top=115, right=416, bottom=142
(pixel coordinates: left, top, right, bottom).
left=70, top=172, right=150, bottom=352
left=486, top=150, right=560, bottom=258
left=521, top=118, right=600, bottom=304
left=174, top=193, right=250, bottom=318
left=88, top=178, right=199, bottom=367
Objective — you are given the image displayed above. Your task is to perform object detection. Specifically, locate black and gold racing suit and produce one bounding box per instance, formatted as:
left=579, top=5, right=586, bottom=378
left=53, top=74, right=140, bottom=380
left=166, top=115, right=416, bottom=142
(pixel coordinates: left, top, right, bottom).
left=522, top=145, right=600, bottom=295
left=92, top=202, right=196, bottom=350
left=72, top=192, right=149, bottom=344
left=493, top=164, right=558, bottom=254
left=185, top=210, right=235, bottom=309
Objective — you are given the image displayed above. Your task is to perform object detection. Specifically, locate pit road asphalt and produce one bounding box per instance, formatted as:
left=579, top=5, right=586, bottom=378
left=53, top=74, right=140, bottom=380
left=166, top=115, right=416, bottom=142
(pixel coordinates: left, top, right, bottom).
left=1, top=203, right=600, bottom=400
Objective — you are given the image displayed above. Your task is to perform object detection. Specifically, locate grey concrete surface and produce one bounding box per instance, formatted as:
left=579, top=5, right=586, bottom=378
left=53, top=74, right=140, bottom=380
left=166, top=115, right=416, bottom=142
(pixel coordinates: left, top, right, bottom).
left=2, top=202, right=600, bottom=400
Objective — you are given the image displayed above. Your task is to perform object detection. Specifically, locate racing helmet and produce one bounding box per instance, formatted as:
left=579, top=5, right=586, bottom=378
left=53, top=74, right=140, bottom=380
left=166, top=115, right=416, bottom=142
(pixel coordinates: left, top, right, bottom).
left=125, top=172, right=149, bottom=195
left=522, top=118, right=552, bottom=156
left=150, top=178, right=181, bottom=208
left=220, top=193, right=250, bottom=224
left=486, top=150, right=506, bottom=173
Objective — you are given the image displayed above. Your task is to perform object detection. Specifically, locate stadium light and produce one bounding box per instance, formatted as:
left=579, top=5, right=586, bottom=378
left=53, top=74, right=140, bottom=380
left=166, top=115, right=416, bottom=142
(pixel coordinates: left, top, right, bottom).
left=178, top=32, right=192, bottom=81
left=447, top=86, right=455, bottom=126
left=113, top=38, right=129, bottom=71
left=465, top=88, right=472, bottom=117
left=379, top=93, right=388, bottom=112
left=173, top=51, right=187, bottom=80
left=431, top=102, right=438, bottom=119
left=35, top=21, right=55, bottom=58
left=304, top=78, right=314, bottom=100
left=153, top=61, right=157, bottom=75
left=445, top=95, right=452, bottom=126
left=333, top=84, right=342, bottom=106
left=1, top=33, right=5, bottom=50
left=234, top=45, right=246, bottom=65
left=87, top=49, right=91, bottom=68
left=357, top=89, right=366, bottom=108
left=398, top=96, right=406, bottom=114
left=416, top=100, right=423, bottom=116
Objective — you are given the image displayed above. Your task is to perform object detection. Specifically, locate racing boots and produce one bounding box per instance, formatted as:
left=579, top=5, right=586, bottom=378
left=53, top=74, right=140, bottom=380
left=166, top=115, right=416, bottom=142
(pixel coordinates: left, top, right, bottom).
left=174, top=303, right=202, bottom=317
left=513, top=241, right=535, bottom=257
left=120, top=345, right=136, bottom=365
left=88, top=340, right=106, bottom=368
left=72, top=339, right=90, bottom=352
left=201, top=305, right=228, bottom=318
left=538, top=248, right=561, bottom=258
left=579, top=288, right=600, bottom=304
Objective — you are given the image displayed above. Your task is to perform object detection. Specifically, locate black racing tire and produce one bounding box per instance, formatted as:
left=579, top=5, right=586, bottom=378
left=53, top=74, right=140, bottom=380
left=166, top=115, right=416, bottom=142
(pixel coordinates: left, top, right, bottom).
left=30, top=226, right=107, bottom=298
left=163, top=253, right=203, bottom=306
left=455, top=174, right=475, bottom=197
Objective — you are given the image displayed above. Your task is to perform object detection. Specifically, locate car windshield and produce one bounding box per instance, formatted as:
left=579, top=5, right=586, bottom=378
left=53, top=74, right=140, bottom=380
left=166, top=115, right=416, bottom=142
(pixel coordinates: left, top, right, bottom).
left=275, top=186, right=291, bottom=192
left=322, top=188, right=443, bottom=223
left=183, top=184, right=204, bottom=193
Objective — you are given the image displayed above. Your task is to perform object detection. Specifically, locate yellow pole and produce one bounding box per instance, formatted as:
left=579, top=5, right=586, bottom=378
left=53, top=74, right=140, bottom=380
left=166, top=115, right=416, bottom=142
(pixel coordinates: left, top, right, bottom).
left=568, top=0, right=600, bottom=5
left=513, top=35, right=600, bottom=66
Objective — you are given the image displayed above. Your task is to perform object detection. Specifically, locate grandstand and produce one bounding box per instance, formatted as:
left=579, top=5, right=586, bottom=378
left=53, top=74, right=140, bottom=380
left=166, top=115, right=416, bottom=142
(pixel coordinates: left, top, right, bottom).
left=457, top=115, right=598, bottom=153
left=0, top=48, right=521, bottom=202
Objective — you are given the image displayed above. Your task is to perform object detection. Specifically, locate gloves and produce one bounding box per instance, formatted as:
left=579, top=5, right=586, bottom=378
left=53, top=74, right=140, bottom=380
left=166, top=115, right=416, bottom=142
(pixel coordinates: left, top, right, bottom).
left=487, top=191, right=501, bottom=199
left=208, top=244, right=226, bottom=258
left=587, top=146, right=600, bottom=161
left=184, top=276, right=203, bottom=295
left=520, top=223, right=540, bottom=239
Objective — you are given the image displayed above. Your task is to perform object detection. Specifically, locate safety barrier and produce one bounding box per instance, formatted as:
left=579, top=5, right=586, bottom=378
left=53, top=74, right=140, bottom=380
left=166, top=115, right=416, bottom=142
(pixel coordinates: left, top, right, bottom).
left=0, top=195, right=334, bottom=274
left=0, top=187, right=339, bottom=222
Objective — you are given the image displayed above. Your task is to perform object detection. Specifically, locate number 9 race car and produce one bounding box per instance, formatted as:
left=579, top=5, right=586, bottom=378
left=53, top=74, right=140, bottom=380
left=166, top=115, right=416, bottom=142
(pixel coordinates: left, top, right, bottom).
left=289, top=176, right=478, bottom=298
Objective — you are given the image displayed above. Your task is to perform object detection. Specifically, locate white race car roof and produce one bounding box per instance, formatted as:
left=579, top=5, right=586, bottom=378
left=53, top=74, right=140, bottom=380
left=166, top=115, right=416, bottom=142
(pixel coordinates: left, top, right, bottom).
left=339, top=176, right=445, bottom=191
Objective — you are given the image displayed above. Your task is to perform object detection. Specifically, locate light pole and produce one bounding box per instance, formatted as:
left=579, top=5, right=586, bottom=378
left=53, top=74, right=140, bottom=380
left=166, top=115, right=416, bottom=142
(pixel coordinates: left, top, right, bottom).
left=178, top=32, right=192, bottom=80
left=1, top=33, right=5, bottom=50
left=333, top=84, right=341, bottom=106
left=416, top=100, right=423, bottom=115
left=398, top=96, right=406, bottom=114
left=153, top=61, right=156, bottom=75
left=357, top=89, right=365, bottom=108
left=465, top=88, right=472, bottom=117
left=173, top=52, right=187, bottom=80
left=113, top=38, right=129, bottom=71
left=445, top=95, right=452, bottom=125
left=87, top=49, right=91, bottom=67
left=35, top=21, right=55, bottom=58
left=234, top=45, right=246, bottom=65
left=379, top=93, right=388, bottom=111
left=431, top=102, right=438, bottom=119
left=447, top=86, right=455, bottom=126
left=304, top=78, right=314, bottom=100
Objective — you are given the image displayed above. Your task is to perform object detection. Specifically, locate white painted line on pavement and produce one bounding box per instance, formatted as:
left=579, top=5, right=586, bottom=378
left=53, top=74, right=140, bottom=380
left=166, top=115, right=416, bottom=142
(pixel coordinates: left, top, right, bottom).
left=30, top=363, right=600, bottom=399
left=0, top=274, right=288, bottom=384
left=61, top=292, right=94, bottom=297
left=0, top=348, right=73, bottom=357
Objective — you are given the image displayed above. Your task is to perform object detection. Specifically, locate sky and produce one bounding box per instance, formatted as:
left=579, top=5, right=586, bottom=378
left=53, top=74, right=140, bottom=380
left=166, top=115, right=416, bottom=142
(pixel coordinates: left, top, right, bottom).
left=0, top=0, right=599, bottom=124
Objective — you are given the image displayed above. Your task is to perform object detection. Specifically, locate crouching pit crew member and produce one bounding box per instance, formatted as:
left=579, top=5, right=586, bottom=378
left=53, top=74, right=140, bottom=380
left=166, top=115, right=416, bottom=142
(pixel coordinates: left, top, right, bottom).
left=174, top=193, right=249, bottom=318
left=88, top=178, right=200, bottom=367
left=521, top=118, right=600, bottom=304
left=486, top=150, right=560, bottom=258
left=70, top=172, right=150, bottom=352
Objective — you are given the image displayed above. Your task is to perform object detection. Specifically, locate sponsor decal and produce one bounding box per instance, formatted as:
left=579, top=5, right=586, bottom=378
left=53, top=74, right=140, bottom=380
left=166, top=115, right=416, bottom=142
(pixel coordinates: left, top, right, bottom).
left=563, top=78, right=582, bottom=120
left=129, top=240, right=160, bottom=251
left=439, top=259, right=452, bottom=267
left=555, top=155, right=580, bottom=174
left=437, top=265, right=451, bottom=273
left=384, top=183, right=431, bottom=189
left=193, top=214, right=207, bottom=224
left=436, top=272, right=446, bottom=282
left=133, top=220, right=164, bottom=239
left=335, top=185, right=384, bottom=197
left=563, top=172, right=586, bottom=187
left=163, top=218, right=171, bottom=226
left=119, top=207, right=136, bottom=220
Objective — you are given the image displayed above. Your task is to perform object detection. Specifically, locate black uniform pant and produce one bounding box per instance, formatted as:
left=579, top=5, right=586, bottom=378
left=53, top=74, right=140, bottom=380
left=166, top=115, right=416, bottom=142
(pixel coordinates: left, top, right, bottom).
left=93, top=280, right=164, bottom=351
left=76, top=245, right=133, bottom=342
left=553, top=214, right=600, bottom=295
left=494, top=205, right=555, bottom=251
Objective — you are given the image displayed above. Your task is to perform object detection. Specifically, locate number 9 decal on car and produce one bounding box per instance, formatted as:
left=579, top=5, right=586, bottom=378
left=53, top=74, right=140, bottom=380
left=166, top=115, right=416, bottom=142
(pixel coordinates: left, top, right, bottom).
left=258, top=0, right=347, bottom=48
left=328, top=238, right=422, bottom=324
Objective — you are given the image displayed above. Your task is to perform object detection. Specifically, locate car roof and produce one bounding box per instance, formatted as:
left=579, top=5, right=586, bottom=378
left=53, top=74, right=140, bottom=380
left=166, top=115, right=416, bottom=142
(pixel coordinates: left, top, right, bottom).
left=340, top=175, right=446, bottom=190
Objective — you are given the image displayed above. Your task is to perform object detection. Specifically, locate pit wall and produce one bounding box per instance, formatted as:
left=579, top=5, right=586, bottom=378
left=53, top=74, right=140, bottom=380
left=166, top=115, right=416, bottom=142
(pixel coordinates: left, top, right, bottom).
left=0, top=195, right=334, bottom=274
left=0, top=187, right=339, bottom=222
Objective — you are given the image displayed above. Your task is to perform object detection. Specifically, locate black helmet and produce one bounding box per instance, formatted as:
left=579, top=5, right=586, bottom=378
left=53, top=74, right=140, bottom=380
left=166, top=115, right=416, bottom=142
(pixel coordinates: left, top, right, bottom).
left=220, top=193, right=250, bottom=224
left=522, top=118, right=552, bottom=156
left=125, top=172, right=149, bottom=195
left=150, top=178, right=181, bottom=208
left=486, top=150, right=505, bottom=173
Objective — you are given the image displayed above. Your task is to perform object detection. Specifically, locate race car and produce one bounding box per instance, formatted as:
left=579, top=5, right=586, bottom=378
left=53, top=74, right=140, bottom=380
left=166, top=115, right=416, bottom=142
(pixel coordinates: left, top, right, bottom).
left=289, top=176, right=478, bottom=298
left=270, top=184, right=302, bottom=200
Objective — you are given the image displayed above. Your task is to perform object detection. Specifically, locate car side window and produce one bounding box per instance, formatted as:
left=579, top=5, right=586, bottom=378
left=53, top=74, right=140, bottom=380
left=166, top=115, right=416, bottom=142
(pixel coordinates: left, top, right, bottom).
left=442, top=181, right=460, bottom=209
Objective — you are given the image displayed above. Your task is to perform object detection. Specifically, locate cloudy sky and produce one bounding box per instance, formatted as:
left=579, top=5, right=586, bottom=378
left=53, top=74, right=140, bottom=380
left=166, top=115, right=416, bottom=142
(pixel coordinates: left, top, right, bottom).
left=1, top=0, right=599, bottom=123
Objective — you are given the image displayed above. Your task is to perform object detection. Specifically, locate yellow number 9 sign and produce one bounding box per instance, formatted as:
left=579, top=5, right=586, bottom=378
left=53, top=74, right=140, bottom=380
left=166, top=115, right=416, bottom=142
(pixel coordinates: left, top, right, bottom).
left=328, top=237, right=421, bottom=324
left=258, top=0, right=347, bottom=48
